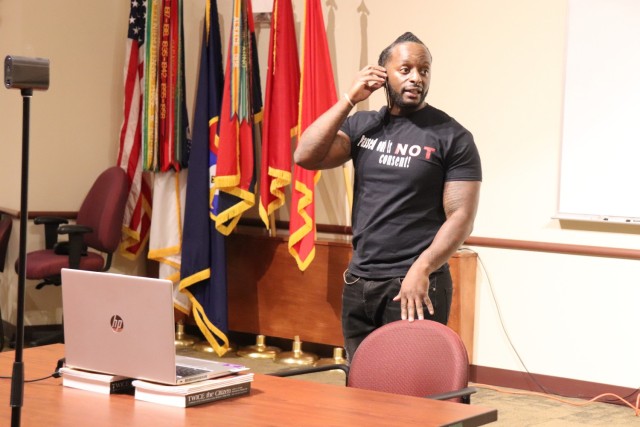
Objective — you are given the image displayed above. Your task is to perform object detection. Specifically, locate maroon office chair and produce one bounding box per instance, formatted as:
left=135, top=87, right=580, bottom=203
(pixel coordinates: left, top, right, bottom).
left=0, top=216, right=11, bottom=273
left=0, top=216, right=12, bottom=349
left=14, top=166, right=129, bottom=345
left=16, top=166, right=129, bottom=288
left=271, top=320, right=476, bottom=403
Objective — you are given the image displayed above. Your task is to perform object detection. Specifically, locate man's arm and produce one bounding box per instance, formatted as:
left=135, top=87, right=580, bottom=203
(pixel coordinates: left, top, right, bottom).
left=394, top=180, right=481, bottom=321
left=294, top=65, right=387, bottom=170
left=293, top=100, right=353, bottom=170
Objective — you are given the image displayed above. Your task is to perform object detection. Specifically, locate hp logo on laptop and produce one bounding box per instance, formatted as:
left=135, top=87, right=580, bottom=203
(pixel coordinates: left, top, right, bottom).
left=110, top=315, right=124, bottom=332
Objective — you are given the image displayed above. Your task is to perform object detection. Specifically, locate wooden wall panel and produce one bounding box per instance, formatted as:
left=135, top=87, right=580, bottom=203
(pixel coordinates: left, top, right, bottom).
left=227, top=233, right=347, bottom=346
left=227, top=231, right=477, bottom=357
left=447, top=250, right=478, bottom=359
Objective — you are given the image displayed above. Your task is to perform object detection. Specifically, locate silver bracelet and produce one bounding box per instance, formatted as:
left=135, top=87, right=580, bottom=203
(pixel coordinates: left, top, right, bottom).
left=343, top=93, right=355, bottom=108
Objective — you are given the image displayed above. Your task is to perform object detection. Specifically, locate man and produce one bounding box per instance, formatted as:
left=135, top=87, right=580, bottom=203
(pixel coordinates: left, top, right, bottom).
left=294, top=32, right=482, bottom=360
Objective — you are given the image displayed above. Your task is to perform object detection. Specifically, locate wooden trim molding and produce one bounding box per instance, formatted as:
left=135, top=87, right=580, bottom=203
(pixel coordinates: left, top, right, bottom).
left=464, top=236, right=640, bottom=260
left=0, top=207, right=77, bottom=220
left=240, top=218, right=352, bottom=236
left=0, top=212, right=637, bottom=260
left=0, top=207, right=19, bottom=218
left=471, top=364, right=639, bottom=405
left=237, top=219, right=640, bottom=260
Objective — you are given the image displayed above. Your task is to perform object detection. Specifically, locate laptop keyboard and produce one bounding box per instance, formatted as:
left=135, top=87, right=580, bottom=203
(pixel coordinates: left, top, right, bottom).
left=176, top=365, right=209, bottom=378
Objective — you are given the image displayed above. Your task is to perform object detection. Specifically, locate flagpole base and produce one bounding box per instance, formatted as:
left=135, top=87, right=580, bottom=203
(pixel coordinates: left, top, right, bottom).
left=237, top=334, right=281, bottom=359
left=273, top=336, right=318, bottom=366
left=193, top=340, right=237, bottom=357
left=174, top=322, right=198, bottom=349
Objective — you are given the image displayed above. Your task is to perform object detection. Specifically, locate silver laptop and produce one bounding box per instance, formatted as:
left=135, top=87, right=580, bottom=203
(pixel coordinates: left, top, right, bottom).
left=61, top=269, right=247, bottom=385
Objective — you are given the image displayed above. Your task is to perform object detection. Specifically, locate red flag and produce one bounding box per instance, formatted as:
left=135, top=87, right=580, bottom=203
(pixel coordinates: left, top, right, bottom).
left=258, top=0, right=300, bottom=230
left=117, top=0, right=153, bottom=259
left=157, top=0, right=189, bottom=172
left=289, top=0, right=337, bottom=270
left=213, top=0, right=261, bottom=235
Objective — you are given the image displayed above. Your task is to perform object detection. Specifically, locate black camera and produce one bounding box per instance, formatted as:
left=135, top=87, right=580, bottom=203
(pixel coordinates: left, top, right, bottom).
left=4, top=55, right=50, bottom=90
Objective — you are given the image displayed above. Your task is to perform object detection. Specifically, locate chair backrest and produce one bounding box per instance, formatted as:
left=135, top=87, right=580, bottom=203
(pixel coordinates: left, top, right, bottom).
left=75, top=167, right=129, bottom=253
left=0, top=217, right=12, bottom=272
left=347, top=320, right=470, bottom=399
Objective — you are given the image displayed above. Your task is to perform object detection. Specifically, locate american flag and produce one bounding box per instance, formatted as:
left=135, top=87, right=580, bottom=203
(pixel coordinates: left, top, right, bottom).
left=127, top=1, right=145, bottom=44
left=117, top=0, right=153, bottom=259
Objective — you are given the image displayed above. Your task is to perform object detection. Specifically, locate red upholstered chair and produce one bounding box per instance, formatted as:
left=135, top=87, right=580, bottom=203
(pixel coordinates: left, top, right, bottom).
left=270, top=320, right=476, bottom=403
left=17, top=166, right=129, bottom=288
left=0, top=216, right=11, bottom=274
left=14, top=166, right=129, bottom=345
left=0, top=216, right=13, bottom=349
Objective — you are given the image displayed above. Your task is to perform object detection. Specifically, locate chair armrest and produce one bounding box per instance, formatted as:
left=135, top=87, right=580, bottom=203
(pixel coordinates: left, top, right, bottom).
left=34, top=216, right=69, bottom=249
left=268, top=363, right=350, bottom=385
left=425, top=386, right=477, bottom=404
left=57, top=224, right=93, bottom=236
left=34, top=216, right=69, bottom=225
left=57, top=224, right=93, bottom=269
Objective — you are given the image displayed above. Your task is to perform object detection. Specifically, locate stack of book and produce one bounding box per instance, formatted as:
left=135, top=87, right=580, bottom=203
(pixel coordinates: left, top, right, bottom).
left=59, top=366, right=254, bottom=407
left=59, top=367, right=134, bottom=395
left=132, top=373, right=254, bottom=407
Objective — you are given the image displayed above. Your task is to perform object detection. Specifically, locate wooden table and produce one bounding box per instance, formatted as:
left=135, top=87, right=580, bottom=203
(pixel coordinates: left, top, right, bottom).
left=1, top=345, right=497, bottom=426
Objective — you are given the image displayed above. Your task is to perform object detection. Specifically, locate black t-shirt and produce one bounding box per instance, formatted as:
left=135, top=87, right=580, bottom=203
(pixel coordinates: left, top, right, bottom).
left=340, top=104, right=482, bottom=278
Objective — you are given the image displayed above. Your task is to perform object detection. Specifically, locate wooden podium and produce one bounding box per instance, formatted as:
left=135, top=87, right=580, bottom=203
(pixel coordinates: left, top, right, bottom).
left=227, top=231, right=477, bottom=358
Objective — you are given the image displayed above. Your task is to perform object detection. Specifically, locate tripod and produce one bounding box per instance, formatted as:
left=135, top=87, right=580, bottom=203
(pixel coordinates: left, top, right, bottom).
left=5, top=54, right=50, bottom=427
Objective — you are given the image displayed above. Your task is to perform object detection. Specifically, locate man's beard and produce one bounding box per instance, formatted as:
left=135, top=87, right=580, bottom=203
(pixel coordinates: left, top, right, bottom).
left=387, top=84, right=428, bottom=112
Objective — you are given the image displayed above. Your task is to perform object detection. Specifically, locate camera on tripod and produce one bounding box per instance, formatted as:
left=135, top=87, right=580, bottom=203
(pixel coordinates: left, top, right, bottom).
left=4, top=55, right=50, bottom=91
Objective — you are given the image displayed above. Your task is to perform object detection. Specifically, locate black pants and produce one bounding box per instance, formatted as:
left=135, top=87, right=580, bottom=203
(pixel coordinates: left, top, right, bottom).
left=341, top=264, right=452, bottom=361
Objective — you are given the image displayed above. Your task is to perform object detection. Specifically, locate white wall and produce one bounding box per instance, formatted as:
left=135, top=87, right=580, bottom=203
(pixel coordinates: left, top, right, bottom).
left=0, top=1, right=144, bottom=326
left=1, top=0, right=638, bottom=389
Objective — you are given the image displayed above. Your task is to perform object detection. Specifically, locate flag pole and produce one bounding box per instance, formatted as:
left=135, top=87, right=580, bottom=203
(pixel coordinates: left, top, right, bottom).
left=342, top=164, right=353, bottom=216
left=269, top=214, right=277, bottom=237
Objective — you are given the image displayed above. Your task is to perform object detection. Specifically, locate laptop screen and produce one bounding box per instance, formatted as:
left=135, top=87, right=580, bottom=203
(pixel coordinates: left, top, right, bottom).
left=61, top=269, right=179, bottom=384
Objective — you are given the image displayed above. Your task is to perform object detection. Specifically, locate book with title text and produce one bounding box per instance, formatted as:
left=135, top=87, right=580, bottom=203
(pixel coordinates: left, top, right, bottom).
left=132, top=373, right=254, bottom=407
left=60, top=367, right=135, bottom=395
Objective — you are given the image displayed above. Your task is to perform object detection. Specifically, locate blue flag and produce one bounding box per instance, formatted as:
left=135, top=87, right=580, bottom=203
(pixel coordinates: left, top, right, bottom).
left=179, top=0, right=229, bottom=356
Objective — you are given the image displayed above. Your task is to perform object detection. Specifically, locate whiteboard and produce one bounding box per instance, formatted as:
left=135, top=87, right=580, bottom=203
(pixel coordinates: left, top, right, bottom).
left=557, top=0, right=640, bottom=224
